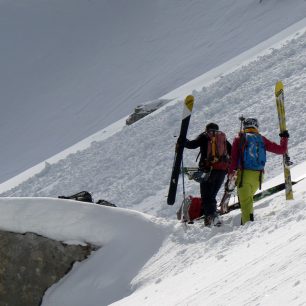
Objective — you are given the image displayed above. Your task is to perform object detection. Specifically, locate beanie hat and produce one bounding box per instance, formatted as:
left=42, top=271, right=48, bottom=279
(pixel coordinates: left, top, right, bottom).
left=206, top=122, right=219, bottom=131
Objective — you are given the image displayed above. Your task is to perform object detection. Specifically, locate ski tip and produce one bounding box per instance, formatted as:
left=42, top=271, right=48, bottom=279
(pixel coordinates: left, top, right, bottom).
left=275, top=80, right=284, bottom=96
left=184, top=95, right=194, bottom=111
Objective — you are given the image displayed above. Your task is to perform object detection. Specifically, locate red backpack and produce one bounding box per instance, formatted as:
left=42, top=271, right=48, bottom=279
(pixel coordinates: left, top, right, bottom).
left=177, top=196, right=202, bottom=222
left=188, top=196, right=202, bottom=220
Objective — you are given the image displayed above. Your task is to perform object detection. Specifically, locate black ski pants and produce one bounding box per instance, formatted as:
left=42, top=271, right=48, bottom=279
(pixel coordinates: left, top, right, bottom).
left=200, top=169, right=226, bottom=216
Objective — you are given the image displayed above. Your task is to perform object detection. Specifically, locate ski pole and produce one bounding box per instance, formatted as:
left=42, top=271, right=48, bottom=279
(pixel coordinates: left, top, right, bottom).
left=239, top=115, right=245, bottom=132
left=238, top=115, right=245, bottom=188
left=181, top=157, right=186, bottom=201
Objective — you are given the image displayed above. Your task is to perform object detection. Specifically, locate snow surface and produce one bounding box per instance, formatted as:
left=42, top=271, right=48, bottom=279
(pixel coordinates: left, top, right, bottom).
left=1, top=2, right=306, bottom=306
left=1, top=0, right=306, bottom=183
left=0, top=197, right=167, bottom=305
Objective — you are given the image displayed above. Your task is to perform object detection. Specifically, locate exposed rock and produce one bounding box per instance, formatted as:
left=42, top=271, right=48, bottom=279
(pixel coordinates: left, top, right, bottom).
left=126, top=98, right=171, bottom=125
left=95, top=199, right=116, bottom=207
left=58, top=190, right=93, bottom=203
left=0, top=230, right=97, bottom=306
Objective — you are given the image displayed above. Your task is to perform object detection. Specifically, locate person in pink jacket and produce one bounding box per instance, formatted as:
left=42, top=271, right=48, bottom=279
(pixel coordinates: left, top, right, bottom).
left=228, top=117, right=289, bottom=224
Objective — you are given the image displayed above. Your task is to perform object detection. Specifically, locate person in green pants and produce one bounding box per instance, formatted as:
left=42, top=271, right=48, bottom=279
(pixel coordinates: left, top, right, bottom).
left=228, top=118, right=289, bottom=224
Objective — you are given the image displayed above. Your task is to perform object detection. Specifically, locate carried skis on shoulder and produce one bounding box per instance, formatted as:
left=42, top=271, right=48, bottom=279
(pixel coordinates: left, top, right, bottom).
left=167, top=95, right=194, bottom=205
left=275, top=80, right=293, bottom=200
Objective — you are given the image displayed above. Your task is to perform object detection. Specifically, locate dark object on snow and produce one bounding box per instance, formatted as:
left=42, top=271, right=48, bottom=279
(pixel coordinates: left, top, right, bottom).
left=58, top=191, right=117, bottom=207
left=95, top=199, right=117, bottom=207
left=58, top=191, right=117, bottom=208
left=126, top=99, right=171, bottom=125
left=58, top=191, right=93, bottom=203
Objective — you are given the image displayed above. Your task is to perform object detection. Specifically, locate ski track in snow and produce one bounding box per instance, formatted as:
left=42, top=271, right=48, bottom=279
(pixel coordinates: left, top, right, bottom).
left=2, top=28, right=306, bottom=222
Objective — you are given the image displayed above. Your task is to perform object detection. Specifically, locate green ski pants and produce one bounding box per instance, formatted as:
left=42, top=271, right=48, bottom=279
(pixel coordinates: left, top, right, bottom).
left=237, top=169, right=263, bottom=225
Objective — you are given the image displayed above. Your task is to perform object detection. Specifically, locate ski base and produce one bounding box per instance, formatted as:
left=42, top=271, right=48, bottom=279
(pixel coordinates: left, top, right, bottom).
left=167, top=95, right=194, bottom=205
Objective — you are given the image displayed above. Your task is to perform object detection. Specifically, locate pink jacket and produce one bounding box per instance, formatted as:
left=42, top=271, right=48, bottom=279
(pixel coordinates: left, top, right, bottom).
left=229, top=134, right=288, bottom=174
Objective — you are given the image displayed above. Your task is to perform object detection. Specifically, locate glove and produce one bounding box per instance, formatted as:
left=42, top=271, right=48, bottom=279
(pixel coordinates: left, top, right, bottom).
left=177, top=137, right=189, bottom=147
left=279, top=130, right=289, bottom=138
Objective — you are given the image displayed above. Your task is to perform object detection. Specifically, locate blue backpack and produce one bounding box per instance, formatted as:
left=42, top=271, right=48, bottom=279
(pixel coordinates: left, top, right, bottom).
left=241, top=133, right=266, bottom=170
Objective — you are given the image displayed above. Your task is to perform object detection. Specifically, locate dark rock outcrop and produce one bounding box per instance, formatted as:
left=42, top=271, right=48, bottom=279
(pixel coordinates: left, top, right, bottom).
left=126, top=99, right=171, bottom=125
left=0, top=231, right=96, bottom=306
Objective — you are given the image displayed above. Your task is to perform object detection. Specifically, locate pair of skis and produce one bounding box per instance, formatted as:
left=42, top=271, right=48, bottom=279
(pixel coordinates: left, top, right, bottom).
left=275, top=81, right=294, bottom=200
left=167, top=81, right=293, bottom=208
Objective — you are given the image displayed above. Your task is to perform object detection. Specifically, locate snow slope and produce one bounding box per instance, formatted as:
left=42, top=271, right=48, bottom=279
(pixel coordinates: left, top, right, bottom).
left=1, top=0, right=306, bottom=183
left=1, top=163, right=306, bottom=306
left=1, top=3, right=306, bottom=306
left=0, top=14, right=306, bottom=306
left=2, top=22, right=306, bottom=220
left=111, top=174, right=306, bottom=306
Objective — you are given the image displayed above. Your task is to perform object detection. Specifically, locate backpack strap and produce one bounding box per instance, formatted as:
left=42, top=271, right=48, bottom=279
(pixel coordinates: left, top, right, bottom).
left=196, top=151, right=201, bottom=162
left=210, top=130, right=217, bottom=162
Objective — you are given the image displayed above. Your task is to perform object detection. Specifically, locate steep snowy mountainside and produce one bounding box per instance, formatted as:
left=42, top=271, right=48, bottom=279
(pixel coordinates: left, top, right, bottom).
left=1, top=0, right=306, bottom=184
left=2, top=25, right=306, bottom=223
left=110, top=176, right=306, bottom=306
left=1, top=5, right=306, bottom=304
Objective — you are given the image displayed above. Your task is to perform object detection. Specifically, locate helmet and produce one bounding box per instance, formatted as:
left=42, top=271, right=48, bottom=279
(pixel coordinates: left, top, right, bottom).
left=243, top=118, right=259, bottom=129
left=206, top=122, right=219, bottom=131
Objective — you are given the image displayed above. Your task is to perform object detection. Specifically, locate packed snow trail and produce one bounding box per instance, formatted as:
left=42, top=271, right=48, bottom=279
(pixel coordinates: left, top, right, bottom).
left=110, top=176, right=306, bottom=306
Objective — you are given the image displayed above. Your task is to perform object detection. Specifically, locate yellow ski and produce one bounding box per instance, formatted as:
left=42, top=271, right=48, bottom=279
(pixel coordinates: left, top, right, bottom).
left=275, top=81, right=293, bottom=200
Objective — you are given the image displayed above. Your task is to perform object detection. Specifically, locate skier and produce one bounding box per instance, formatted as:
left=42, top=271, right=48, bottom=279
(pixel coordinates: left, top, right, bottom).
left=181, top=122, right=232, bottom=226
left=228, top=117, right=289, bottom=225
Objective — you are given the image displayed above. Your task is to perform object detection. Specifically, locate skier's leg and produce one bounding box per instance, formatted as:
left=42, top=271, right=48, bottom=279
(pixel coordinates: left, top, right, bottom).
left=237, top=170, right=260, bottom=225
left=201, top=170, right=226, bottom=217
left=238, top=182, right=254, bottom=224
left=200, top=180, right=210, bottom=216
